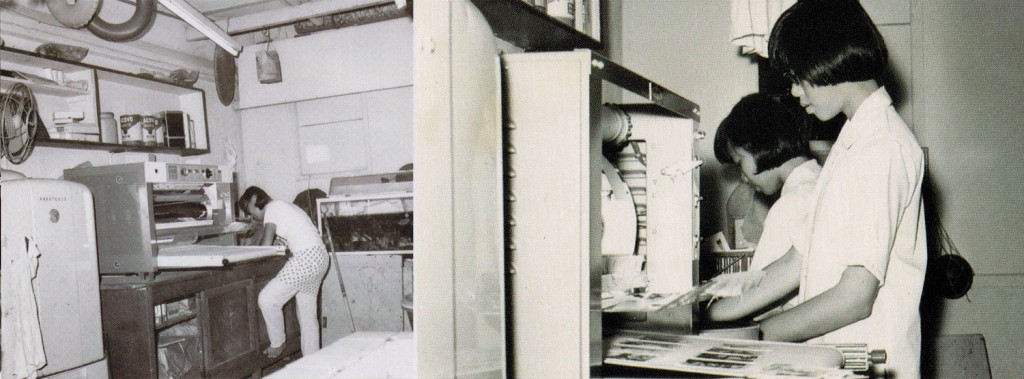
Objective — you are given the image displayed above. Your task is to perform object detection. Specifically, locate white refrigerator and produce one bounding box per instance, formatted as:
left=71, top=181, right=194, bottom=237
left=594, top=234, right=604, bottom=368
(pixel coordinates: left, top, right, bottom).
left=1, top=179, right=108, bottom=379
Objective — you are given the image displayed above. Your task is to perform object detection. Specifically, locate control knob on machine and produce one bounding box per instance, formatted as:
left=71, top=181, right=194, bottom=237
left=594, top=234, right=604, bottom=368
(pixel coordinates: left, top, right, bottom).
left=204, top=168, right=214, bottom=179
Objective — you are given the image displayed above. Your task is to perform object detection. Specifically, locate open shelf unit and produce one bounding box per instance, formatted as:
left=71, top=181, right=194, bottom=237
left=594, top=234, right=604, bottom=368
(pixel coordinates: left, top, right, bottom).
left=470, top=0, right=603, bottom=51
left=1, top=46, right=209, bottom=156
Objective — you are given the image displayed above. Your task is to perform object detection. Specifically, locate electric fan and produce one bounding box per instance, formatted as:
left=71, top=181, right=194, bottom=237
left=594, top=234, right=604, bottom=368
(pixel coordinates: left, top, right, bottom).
left=0, top=83, right=42, bottom=164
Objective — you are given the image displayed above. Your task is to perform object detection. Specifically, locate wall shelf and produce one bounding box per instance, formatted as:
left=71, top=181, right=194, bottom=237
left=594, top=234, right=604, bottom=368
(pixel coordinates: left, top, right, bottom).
left=0, top=76, right=91, bottom=97
left=470, top=0, right=602, bottom=51
left=34, top=139, right=209, bottom=156
left=1, top=46, right=210, bottom=156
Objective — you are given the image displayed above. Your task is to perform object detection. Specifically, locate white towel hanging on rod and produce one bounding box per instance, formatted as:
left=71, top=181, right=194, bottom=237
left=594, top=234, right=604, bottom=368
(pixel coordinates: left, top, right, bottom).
left=730, top=0, right=796, bottom=58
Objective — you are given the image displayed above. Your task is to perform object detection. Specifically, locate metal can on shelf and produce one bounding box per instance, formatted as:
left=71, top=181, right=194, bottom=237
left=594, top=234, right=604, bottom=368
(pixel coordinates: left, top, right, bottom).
left=153, top=115, right=166, bottom=146
left=141, top=114, right=159, bottom=146
left=546, top=0, right=575, bottom=26
left=119, top=114, right=143, bottom=145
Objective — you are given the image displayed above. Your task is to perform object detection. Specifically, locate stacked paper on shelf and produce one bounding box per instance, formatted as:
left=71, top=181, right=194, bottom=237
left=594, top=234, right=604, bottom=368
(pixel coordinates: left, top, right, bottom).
left=47, top=122, right=99, bottom=142
left=52, top=111, right=85, bottom=124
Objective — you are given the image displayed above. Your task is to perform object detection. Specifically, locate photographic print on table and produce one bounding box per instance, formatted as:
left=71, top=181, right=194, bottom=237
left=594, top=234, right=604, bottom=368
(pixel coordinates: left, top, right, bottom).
left=682, top=358, right=748, bottom=370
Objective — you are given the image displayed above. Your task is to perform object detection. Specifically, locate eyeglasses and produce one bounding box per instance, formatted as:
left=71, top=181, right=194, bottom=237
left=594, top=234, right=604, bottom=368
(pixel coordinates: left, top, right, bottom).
left=782, top=71, right=800, bottom=84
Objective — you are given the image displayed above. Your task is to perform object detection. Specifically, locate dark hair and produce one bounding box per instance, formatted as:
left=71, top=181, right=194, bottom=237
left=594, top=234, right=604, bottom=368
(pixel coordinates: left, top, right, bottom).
left=768, top=0, right=888, bottom=86
left=238, top=186, right=272, bottom=215
left=714, top=93, right=811, bottom=173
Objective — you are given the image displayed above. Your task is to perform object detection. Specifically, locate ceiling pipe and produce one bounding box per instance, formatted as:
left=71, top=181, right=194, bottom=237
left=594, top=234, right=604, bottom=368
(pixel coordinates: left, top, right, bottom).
left=86, top=0, right=158, bottom=42
left=159, top=0, right=242, bottom=57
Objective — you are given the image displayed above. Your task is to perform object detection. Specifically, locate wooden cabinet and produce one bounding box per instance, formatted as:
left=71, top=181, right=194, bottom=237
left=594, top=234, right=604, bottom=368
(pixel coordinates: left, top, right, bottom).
left=0, top=46, right=209, bottom=156
left=314, top=193, right=414, bottom=345
left=201, top=279, right=257, bottom=375
left=100, top=258, right=300, bottom=378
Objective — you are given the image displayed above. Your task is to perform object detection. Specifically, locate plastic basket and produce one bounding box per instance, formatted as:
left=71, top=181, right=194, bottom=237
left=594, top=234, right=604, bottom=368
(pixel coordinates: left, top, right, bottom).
left=714, top=250, right=754, bottom=276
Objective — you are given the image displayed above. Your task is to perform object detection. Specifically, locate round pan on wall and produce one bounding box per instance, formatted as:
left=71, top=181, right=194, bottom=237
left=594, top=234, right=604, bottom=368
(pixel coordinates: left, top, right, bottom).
left=215, top=46, right=237, bottom=106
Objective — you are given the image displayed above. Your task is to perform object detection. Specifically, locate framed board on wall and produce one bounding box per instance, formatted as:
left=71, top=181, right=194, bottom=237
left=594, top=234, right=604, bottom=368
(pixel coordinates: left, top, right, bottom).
left=297, top=119, right=370, bottom=176
left=296, top=94, right=370, bottom=176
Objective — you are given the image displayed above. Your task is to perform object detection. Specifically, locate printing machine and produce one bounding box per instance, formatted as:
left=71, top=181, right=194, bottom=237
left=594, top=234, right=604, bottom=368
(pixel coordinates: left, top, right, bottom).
left=64, top=161, right=282, bottom=278
left=502, top=50, right=883, bottom=377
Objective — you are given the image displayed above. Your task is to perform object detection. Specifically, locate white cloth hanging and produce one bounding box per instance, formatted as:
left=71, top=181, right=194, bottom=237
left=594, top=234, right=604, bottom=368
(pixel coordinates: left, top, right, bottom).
left=730, top=0, right=797, bottom=58
left=1, top=236, right=47, bottom=379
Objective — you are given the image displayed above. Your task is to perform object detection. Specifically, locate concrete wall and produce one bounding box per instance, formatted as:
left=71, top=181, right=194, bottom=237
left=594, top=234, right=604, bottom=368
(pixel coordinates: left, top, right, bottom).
left=236, top=19, right=413, bottom=202
left=0, top=2, right=241, bottom=179
left=911, top=2, right=1024, bottom=377
left=618, top=0, right=760, bottom=238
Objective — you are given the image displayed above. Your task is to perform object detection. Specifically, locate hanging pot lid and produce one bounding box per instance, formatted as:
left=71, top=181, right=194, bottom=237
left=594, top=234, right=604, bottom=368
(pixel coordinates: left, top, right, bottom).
left=215, top=46, right=237, bottom=106
left=932, top=254, right=974, bottom=299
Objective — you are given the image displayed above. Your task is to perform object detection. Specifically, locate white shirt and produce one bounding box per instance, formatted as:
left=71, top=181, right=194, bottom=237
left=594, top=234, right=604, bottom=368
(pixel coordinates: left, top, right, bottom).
left=794, top=87, right=927, bottom=379
left=749, top=159, right=821, bottom=271
left=263, top=200, right=324, bottom=252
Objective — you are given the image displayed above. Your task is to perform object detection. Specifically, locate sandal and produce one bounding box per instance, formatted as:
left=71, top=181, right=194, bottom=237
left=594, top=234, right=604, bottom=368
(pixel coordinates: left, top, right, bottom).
left=264, top=344, right=285, bottom=359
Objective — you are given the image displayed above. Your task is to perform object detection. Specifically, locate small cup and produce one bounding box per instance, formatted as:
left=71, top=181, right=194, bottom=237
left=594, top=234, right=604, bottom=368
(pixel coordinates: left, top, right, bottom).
left=605, top=255, right=644, bottom=279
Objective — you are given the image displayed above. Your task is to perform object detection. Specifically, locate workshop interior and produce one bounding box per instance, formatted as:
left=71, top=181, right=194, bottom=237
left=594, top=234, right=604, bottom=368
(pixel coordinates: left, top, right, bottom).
left=1, top=0, right=1018, bottom=378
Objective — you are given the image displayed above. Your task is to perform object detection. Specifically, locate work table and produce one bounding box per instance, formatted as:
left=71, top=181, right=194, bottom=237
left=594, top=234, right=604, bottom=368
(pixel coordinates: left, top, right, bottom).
left=100, top=257, right=301, bottom=378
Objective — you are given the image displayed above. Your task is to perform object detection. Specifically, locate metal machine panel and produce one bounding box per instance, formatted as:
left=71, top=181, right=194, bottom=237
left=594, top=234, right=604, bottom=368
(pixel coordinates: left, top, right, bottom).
left=64, top=162, right=235, bottom=275
left=621, top=109, right=700, bottom=294
left=504, top=50, right=598, bottom=378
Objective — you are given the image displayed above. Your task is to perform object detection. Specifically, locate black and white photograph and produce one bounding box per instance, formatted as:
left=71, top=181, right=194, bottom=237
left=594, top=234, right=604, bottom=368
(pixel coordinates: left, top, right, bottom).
left=1, top=0, right=1019, bottom=378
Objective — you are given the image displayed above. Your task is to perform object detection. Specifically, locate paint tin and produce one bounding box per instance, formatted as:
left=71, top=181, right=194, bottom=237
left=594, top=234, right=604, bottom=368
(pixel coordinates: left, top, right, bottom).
left=118, top=114, right=143, bottom=145
left=153, top=116, right=166, bottom=146
left=546, top=0, right=575, bottom=26
left=141, top=114, right=159, bottom=146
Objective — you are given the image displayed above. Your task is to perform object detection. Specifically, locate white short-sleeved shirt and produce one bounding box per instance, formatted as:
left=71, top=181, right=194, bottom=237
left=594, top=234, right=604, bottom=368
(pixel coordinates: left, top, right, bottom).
left=793, top=87, right=927, bottom=379
left=264, top=200, right=324, bottom=252
left=749, top=159, right=820, bottom=272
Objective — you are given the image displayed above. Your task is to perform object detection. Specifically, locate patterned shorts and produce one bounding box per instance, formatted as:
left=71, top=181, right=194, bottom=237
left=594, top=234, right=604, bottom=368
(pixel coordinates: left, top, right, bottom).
left=277, top=245, right=329, bottom=295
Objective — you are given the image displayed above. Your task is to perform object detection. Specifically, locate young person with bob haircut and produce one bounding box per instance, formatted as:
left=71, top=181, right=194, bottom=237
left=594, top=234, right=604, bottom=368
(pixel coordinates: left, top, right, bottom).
left=239, top=186, right=330, bottom=359
left=713, top=92, right=820, bottom=275
left=708, top=1, right=927, bottom=377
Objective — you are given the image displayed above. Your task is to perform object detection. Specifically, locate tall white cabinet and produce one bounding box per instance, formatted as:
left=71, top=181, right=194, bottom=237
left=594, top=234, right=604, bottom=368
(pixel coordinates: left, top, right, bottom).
left=502, top=50, right=701, bottom=378
left=414, top=1, right=701, bottom=377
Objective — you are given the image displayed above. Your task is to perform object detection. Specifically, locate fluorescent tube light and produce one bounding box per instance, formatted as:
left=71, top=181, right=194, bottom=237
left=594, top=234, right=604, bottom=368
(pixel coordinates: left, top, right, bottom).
left=158, top=0, right=243, bottom=57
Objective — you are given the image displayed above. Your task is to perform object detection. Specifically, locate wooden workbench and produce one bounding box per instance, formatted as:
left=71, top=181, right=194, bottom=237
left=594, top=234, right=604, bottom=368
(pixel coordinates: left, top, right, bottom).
left=100, top=257, right=302, bottom=378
